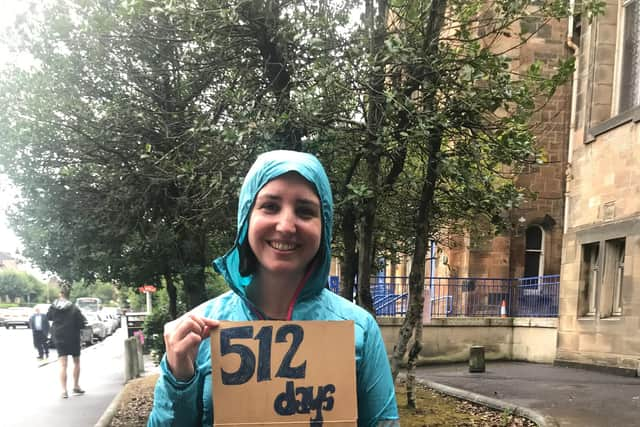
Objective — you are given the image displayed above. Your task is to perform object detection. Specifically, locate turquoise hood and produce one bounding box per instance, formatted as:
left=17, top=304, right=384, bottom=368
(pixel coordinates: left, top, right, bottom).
left=213, top=150, right=334, bottom=303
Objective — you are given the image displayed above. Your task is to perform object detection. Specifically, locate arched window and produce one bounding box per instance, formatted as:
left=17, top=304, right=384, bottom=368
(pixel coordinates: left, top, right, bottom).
left=524, top=225, right=544, bottom=277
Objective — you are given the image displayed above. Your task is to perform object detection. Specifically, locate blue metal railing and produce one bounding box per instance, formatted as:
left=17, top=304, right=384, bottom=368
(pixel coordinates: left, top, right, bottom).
left=328, top=274, right=560, bottom=318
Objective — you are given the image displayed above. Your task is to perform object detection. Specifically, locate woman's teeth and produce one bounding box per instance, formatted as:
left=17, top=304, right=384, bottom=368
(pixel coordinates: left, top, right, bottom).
left=270, top=241, right=296, bottom=250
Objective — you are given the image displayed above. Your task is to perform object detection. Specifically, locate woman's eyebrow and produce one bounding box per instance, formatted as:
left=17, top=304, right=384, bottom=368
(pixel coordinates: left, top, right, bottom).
left=256, top=193, right=319, bottom=207
left=256, top=193, right=281, bottom=201
left=297, top=199, right=320, bottom=208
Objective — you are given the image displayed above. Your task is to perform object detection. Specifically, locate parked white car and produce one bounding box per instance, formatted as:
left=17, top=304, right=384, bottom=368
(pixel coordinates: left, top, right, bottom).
left=83, top=312, right=107, bottom=341
left=3, top=307, right=31, bottom=329
left=106, top=312, right=120, bottom=332
left=101, top=307, right=122, bottom=329
left=99, top=312, right=117, bottom=336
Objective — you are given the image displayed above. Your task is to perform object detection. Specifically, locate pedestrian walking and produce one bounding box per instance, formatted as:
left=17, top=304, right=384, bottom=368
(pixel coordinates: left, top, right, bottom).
left=28, top=306, right=50, bottom=360
left=148, top=150, right=399, bottom=426
left=47, top=287, right=87, bottom=399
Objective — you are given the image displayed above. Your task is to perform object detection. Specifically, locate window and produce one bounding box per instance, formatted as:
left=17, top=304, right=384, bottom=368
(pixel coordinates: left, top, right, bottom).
left=600, top=239, right=626, bottom=317
left=524, top=226, right=544, bottom=278
left=619, top=0, right=640, bottom=112
left=581, top=243, right=599, bottom=316
left=579, top=239, right=626, bottom=318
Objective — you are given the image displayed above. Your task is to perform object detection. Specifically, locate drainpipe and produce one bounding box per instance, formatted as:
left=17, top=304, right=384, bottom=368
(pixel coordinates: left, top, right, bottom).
left=429, top=240, right=436, bottom=295
left=564, top=0, right=579, bottom=235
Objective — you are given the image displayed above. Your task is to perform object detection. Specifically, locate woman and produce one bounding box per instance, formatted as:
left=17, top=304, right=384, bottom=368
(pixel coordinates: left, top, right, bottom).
left=148, top=150, right=399, bottom=426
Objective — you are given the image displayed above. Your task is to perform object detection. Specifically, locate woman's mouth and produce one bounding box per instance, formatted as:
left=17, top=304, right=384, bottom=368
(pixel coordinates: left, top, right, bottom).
left=269, top=241, right=297, bottom=251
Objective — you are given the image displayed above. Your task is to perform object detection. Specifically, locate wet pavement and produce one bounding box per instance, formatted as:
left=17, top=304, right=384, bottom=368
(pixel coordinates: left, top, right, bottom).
left=414, top=361, right=640, bottom=427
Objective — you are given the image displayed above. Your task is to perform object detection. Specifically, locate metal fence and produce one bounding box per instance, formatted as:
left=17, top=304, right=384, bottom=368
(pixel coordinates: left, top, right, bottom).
left=328, top=274, right=560, bottom=318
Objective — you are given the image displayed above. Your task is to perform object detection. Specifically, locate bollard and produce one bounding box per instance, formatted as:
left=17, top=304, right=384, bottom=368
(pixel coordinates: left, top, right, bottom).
left=124, top=337, right=140, bottom=381
left=124, top=338, right=133, bottom=381
left=136, top=338, right=145, bottom=374
left=469, top=345, right=485, bottom=373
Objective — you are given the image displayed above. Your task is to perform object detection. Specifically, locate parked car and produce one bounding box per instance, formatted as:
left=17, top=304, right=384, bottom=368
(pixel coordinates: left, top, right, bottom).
left=83, top=312, right=107, bottom=341
left=101, top=307, right=122, bottom=325
left=4, top=307, right=31, bottom=329
left=100, top=312, right=119, bottom=335
left=0, top=308, right=7, bottom=327
left=98, top=312, right=115, bottom=336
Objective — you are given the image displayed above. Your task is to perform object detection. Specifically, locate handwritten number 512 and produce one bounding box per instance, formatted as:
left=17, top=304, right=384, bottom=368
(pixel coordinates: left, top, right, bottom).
left=220, top=324, right=307, bottom=385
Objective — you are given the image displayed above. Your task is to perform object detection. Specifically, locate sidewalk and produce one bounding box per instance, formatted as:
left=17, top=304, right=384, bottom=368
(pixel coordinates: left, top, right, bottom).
left=93, top=358, right=640, bottom=426
left=414, top=361, right=640, bottom=427
left=94, top=352, right=159, bottom=427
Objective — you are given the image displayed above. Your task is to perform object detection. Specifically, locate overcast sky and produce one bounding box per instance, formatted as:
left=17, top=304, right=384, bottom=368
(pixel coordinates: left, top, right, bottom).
left=0, top=175, right=21, bottom=254
left=0, top=1, right=42, bottom=272
left=0, top=0, right=51, bottom=280
left=0, top=1, right=27, bottom=254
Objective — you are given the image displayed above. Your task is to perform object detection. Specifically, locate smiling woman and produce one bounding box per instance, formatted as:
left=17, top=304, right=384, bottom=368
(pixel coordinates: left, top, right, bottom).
left=147, top=150, right=400, bottom=427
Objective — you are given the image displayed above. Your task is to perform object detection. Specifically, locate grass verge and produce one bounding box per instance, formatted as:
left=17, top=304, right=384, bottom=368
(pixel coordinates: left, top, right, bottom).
left=109, top=375, right=536, bottom=426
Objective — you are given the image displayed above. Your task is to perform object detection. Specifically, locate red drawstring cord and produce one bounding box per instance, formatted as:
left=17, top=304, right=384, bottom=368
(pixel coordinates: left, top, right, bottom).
left=285, top=264, right=315, bottom=320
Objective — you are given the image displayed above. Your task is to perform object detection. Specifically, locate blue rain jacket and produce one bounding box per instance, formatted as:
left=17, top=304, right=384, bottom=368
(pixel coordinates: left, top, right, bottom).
left=148, top=150, right=399, bottom=426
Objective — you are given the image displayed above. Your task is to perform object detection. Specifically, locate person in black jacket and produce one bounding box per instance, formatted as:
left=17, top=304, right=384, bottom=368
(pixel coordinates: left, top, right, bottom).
left=28, top=306, right=50, bottom=360
left=47, top=287, right=87, bottom=399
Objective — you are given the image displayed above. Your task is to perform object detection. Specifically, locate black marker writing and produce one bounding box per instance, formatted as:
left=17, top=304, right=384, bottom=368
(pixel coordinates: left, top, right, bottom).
left=274, top=380, right=336, bottom=424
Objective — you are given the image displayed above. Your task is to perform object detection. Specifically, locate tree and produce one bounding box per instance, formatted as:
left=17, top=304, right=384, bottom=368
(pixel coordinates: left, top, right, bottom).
left=381, top=0, right=603, bottom=408
left=0, top=0, right=358, bottom=312
left=69, top=280, right=118, bottom=305
left=0, top=269, right=46, bottom=303
left=0, top=0, right=258, bottom=310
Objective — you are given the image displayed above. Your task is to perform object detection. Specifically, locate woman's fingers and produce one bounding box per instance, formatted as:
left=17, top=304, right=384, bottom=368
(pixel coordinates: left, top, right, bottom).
left=165, top=316, right=219, bottom=353
left=164, top=315, right=219, bottom=381
left=202, top=318, right=220, bottom=328
left=170, top=315, right=205, bottom=341
left=201, top=318, right=220, bottom=338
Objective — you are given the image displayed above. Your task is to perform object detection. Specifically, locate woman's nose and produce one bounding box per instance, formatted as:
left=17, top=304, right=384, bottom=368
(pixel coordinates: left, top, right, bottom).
left=275, top=209, right=296, bottom=233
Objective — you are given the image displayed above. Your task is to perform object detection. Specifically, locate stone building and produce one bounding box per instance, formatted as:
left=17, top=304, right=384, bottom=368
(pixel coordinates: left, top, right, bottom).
left=0, top=251, right=18, bottom=270
left=555, top=0, right=640, bottom=375
left=431, top=13, right=571, bottom=283
left=331, top=11, right=573, bottom=301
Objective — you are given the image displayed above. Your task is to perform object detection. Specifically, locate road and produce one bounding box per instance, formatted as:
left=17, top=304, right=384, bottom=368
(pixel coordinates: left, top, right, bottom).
left=0, top=325, right=126, bottom=427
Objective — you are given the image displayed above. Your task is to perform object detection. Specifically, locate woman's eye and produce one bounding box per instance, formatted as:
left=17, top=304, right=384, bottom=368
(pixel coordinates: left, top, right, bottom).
left=259, top=202, right=279, bottom=212
left=297, top=207, right=319, bottom=219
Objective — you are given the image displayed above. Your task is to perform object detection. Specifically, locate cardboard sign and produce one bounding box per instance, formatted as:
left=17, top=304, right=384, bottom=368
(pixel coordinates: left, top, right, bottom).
left=210, top=320, right=357, bottom=426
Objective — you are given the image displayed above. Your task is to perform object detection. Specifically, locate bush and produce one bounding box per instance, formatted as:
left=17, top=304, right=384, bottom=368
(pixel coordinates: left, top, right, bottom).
left=143, top=305, right=173, bottom=364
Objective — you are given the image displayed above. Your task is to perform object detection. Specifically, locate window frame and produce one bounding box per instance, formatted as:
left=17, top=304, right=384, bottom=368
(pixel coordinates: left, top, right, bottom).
left=602, top=238, right=626, bottom=317
left=614, top=0, right=640, bottom=114
left=579, top=238, right=626, bottom=318
left=524, top=225, right=545, bottom=278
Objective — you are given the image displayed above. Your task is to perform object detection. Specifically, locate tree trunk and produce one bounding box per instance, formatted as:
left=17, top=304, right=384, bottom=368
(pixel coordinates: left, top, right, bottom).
left=164, top=273, right=178, bottom=319
left=240, top=0, right=302, bottom=150
left=340, top=206, right=358, bottom=301
left=357, top=199, right=377, bottom=315
left=181, top=264, right=207, bottom=310
left=390, top=0, right=448, bottom=395
left=356, top=0, right=388, bottom=316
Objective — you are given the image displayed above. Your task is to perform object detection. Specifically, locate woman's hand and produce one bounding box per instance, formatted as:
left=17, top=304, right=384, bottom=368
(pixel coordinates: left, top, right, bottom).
left=164, top=314, right=220, bottom=381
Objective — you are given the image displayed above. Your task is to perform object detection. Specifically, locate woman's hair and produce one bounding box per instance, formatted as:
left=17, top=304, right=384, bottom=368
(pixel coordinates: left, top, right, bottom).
left=238, top=238, right=258, bottom=277
left=60, top=285, right=70, bottom=298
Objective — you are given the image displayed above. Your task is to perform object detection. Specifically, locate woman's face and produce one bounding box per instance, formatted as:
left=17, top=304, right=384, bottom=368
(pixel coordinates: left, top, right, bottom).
left=248, top=173, right=322, bottom=278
